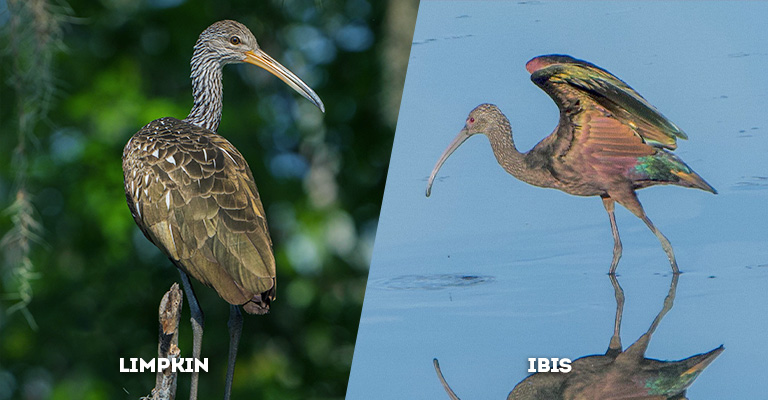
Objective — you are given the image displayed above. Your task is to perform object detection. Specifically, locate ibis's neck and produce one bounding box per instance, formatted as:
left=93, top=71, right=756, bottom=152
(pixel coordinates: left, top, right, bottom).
left=185, top=52, right=224, bottom=132
left=485, top=120, right=561, bottom=189
left=486, top=122, right=528, bottom=178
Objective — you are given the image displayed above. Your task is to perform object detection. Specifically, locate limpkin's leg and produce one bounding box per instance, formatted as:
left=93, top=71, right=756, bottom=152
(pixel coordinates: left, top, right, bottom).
left=614, top=191, right=679, bottom=274
left=606, top=274, right=624, bottom=357
left=224, top=304, right=242, bottom=400
left=601, top=195, right=623, bottom=275
left=179, top=270, right=204, bottom=400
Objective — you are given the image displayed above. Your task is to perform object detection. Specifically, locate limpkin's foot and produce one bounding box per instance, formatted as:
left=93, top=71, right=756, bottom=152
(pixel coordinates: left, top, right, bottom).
left=179, top=270, right=204, bottom=400
left=224, top=304, right=243, bottom=400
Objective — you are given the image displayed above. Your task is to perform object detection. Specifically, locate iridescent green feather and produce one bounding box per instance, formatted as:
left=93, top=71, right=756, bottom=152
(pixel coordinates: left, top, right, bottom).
left=631, top=151, right=717, bottom=193
left=633, top=152, right=692, bottom=182
left=644, top=370, right=701, bottom=396
left=530, top=55, right=689, bottom=149
left=550, top=63, right=688, bottom=141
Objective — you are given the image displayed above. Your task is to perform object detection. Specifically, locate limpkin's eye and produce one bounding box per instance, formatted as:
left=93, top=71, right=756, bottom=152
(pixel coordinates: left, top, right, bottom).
left=469, top=117, right=475, bottom=123
left=229, top=36, right=241, bottom=45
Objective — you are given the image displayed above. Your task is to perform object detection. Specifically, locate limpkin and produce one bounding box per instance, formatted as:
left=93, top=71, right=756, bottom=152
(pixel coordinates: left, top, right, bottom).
left=433, top=275, right=723, bottom=399
left=122, top=20, right=324, bottom=399
left=426, top=54, right=716, bottom=274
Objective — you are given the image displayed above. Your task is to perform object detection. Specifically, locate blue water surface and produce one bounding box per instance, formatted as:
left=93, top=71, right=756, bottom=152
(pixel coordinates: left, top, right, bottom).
left=347, top=2, right=768, bottom=399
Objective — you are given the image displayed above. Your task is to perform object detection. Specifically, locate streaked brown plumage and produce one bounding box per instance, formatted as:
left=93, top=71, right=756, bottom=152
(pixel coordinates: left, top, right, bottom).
left=122, top=20, right=324, bottom=400
left=427, top=55, right=715, bottom=274
left=123, top=118, right=275, bottom=313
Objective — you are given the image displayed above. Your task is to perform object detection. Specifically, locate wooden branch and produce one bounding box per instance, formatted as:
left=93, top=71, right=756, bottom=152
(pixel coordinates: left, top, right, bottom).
left=141, top=283, right=184, bottom=400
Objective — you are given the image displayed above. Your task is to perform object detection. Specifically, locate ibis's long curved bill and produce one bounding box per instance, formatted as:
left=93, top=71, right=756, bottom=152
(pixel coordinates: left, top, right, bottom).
left=245, top=49, right=325, bottom=113
left=426, top=128, right=472, bottom=197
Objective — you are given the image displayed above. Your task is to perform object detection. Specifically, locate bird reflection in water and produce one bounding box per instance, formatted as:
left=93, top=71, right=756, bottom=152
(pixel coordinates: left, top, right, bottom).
left=426, top=55, right=716, bottom=274
left=434, top=274, right=723, bottom=399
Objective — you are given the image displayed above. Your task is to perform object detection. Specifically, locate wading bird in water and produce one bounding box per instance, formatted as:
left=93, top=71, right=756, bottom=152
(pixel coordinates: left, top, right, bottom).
left=426, top=55, right=715, bottom=274
left=122, top=20, right=324, bottom=399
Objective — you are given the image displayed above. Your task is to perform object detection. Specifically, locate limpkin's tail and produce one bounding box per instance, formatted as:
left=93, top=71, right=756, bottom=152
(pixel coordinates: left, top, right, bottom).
left=242, top=288, right=274, bottom=315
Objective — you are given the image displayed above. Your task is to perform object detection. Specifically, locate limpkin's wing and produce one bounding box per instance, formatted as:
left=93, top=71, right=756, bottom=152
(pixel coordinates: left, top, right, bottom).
left=528, top=54, right=687, bottom=151
left=123, top=117, right=275, bottom=313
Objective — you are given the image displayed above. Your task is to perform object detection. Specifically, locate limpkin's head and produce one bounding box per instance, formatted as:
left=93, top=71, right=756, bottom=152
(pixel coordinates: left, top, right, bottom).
left=426, top=104, right=508, bottom=197
left=194, top=20, right=325, bottom=112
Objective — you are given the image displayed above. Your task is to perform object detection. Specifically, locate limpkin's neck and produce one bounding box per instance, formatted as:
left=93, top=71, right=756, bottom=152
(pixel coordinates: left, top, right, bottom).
left=485, top=117, right=561, bottom=190
left=185, top=50, right=224, bottom=132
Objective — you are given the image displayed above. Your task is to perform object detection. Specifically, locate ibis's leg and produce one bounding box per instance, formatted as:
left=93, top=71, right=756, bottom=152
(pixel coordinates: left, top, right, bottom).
left=606, top=274, right=624, bottom=357
left=625, top=274, right=680, bottom=360
left=639, top=214, right=679, bottom=274
left=179, top=270, right=204, bottom=400
left=647, top=273, right=678, bottom=335
left=224, top=305, right=242, bottom=400
left=601, top=196, right=623, bottom=275
left=613, top=190, right=679, bottom=274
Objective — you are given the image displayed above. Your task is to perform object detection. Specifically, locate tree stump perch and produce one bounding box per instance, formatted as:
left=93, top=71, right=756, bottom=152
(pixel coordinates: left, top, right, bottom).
left=141, top=283, right=184, bottom=400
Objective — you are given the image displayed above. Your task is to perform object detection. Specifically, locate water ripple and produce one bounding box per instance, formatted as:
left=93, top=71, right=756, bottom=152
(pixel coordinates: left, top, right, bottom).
left=734, top=176, right=768, bottom=191
left=412, top=34, right=474, bottom=46
left=373, top=274, right=495, bottom=290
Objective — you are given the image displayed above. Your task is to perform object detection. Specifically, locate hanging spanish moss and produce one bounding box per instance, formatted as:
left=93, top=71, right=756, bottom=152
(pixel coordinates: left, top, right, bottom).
left=1, top=0, right=72, bottom=329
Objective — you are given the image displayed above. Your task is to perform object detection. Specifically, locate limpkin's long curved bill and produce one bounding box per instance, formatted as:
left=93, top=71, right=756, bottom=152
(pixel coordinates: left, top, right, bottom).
left=245, top=49, right=325, bottom=113
left=426, top=128, right=472, bottom=197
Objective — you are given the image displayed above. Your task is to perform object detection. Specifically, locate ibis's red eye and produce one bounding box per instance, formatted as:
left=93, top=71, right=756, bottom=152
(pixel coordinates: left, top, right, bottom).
left=469, top=117, right=475, bottom=123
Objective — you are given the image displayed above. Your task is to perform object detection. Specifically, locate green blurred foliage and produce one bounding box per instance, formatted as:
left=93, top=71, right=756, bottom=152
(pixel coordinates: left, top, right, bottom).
left=0, top=0, right=415, bottom=398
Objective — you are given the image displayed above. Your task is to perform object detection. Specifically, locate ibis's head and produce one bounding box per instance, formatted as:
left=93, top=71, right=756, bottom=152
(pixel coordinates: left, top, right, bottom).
left=426, top=104, right=505, bottom=197
left=195, top=20, right=325, bottom=112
